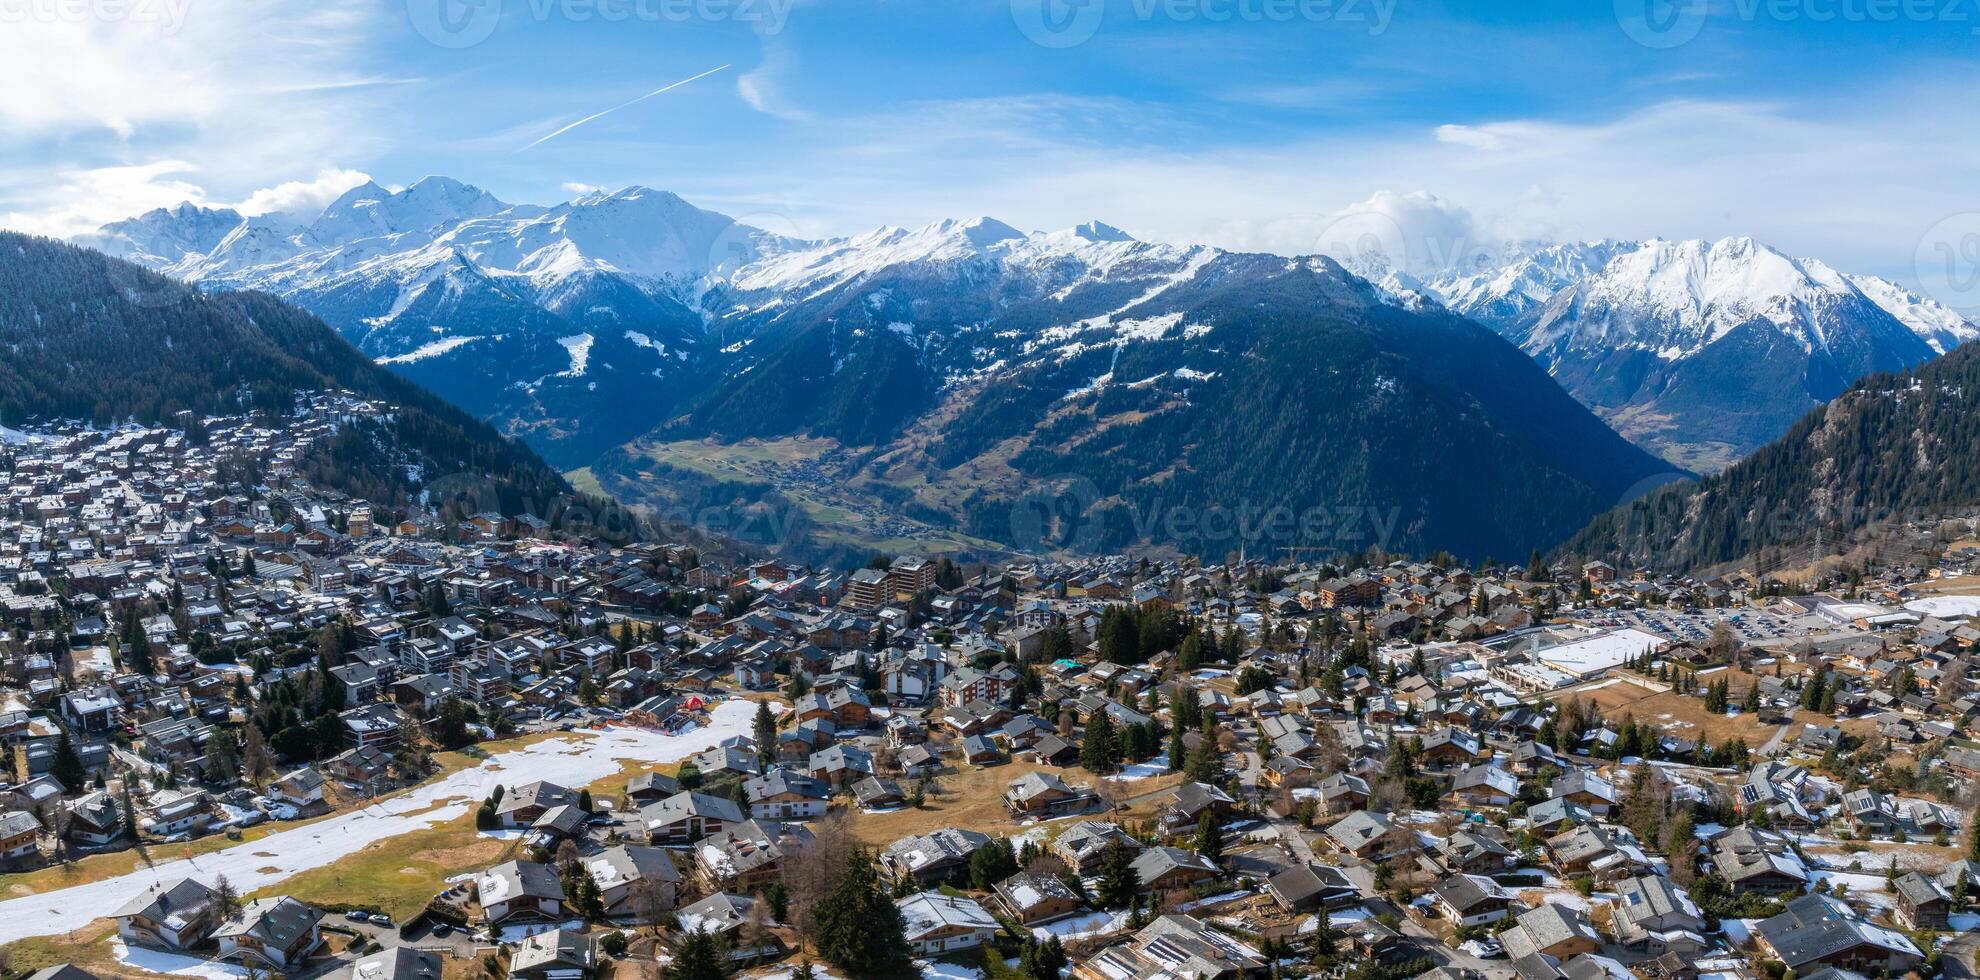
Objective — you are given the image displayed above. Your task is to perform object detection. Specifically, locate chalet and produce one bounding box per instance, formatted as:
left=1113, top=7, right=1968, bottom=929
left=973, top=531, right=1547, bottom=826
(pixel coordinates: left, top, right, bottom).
left=1264, top=863, right=1359, bottom=912
left=508, top=930, right=594, bottom=980
left=1609, top=875, right=1708, bottom=954
left=497, top=781, right=579, bottom=828
left=1431, top=873, right=1516, bottom=927
left=897, top=891, right=998, bottom=957
left=1893, top=871, right=1951, bottom=930
left=587, top=844, right=681, bottom=922
left=1130, top=845, right=1221, bottom=892
left=1325, top=810, right=1406, bottom=861
left=114, top=878, right=222, bottom=950
left=0, top=810, right=40, bottom=863
left=1054, top=821, right=1141, bottom=872
left=1754, top=895, right=1924, bottom=975
left=1073, top=914, right=1264, bottom=980
left=1501, top=903, right=1600, bottom=962
left=993, top=870, right=1084, bottom=925
left=743, top=768, right=831, bottom=820
left=639, top=791, right=745, bottom=845
left=214, top=897, right=323, bottom=971
left=1004, top=772, right=1093, bottom=816
left=476, top=860, right=565, bottom=925
left=880, top=828, right=993, bottom=886
left=1158, top=781, right=1238, bottom=833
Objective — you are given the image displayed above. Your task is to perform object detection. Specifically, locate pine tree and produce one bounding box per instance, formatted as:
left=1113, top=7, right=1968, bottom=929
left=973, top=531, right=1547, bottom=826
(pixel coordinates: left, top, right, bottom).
left=50, top=730, right=85, bottom=790
left=1082, top=712, right=1120, bottom=774
left=810, top=849, right=911, bottom=977
left=662, top=928, right=733, bottom=980
left=753, top=701, right=777, bottom=763
left=1195, top=810, right=1224, bottom=863
left=1096, top=842, right=1140, bottom=909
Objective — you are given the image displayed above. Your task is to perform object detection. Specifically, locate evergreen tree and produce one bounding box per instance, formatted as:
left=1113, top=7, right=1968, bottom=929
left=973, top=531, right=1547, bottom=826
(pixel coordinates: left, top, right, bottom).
left=1081, top=712, right=1120, bottom=773
left=1195, top=811, right=1224, bottom=864
left=50, top=730, right=85, bottom=790
left=969, top=837, right=1019, bottom=889
left=753, top=701, right=777, bottom=763
left=1096, top=842, right=1140, bottom=910
left=662, top=929, right=733, bottom=980
left=810, top=849, right=912, bottom=977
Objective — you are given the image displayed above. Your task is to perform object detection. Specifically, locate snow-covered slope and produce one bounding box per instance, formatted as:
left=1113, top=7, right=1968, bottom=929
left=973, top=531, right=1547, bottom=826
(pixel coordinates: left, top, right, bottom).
left=1845, top=272, right=1980, bottom=355
left=1342, top=235, right=1973, bottom=470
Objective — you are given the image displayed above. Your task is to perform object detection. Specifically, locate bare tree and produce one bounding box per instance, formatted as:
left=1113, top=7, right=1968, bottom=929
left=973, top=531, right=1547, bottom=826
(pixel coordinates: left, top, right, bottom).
left=628, top=877, right=669, bottom=936
left=778, top=811, right=858, bottom=937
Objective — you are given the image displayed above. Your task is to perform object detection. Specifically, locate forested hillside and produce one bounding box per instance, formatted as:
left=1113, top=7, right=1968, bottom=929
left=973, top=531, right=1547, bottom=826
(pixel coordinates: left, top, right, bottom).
left=1560, top=342, right=1980, bottom=572
left=0, top=233, right=570, bottom=514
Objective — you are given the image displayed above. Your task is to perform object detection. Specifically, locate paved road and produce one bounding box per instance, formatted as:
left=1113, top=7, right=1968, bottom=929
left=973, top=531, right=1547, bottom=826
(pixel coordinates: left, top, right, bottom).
left=1757, top=723, right=1794, bottom=757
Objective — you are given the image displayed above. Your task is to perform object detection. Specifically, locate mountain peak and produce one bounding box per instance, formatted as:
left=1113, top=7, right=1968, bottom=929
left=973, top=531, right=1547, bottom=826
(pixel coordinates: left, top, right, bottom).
left=958, top=216, right=1023, bottom=247
left=1066, top=220, right=1135, bottom=243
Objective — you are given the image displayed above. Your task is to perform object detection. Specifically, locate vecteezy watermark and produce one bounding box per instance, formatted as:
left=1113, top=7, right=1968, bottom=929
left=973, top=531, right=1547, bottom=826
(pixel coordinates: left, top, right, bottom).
left=1011, top=0, right=1394, bottom=49
left=1006, top=474, right=1407, bottom=555
left=1616, top=0, right=1980, bottom=48
left=1915, top=212, right=1980, bottom=310
left=0, top=0, right=190, bottom=31
left=406, top=0, right=795, bottom=49
left=1310, top=206, right=1497, bottom=285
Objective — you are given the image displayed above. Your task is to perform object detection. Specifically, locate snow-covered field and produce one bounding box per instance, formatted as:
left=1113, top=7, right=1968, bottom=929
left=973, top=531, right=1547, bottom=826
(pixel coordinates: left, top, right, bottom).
left=1106, top=753, right=1169, bottom=781
left=1031, top=909, right=1127, bottom=940
left=0, top=699, right=763, bottom=945
left=114, top=941, right=254, bottom=980
left=1905, top=596, right=1980, bottom=618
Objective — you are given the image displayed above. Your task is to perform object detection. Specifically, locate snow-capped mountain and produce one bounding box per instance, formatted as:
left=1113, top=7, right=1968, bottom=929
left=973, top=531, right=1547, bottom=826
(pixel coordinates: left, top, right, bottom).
left=80, top=181, right=1976, bottom=480
left=1348, top=236, right=1976, bottom=470
left=77, top=181, right=1701, bottom=560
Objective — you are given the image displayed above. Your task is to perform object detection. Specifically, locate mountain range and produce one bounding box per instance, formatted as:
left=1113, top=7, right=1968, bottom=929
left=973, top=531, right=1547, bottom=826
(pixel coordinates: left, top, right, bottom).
left=71, top=178, right=1977, bottom=561
left=1350, top=237, right=1976, bottom=471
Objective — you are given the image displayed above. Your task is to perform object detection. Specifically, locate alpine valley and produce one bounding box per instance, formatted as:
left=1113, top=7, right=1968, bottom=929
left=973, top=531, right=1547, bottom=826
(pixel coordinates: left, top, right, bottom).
left=74, top=178, right=1978, bottom=563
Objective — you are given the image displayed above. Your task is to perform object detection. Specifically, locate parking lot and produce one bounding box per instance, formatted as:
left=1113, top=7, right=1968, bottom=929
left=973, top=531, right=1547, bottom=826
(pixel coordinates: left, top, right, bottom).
left=1573, top=606, right=1806, bottom=645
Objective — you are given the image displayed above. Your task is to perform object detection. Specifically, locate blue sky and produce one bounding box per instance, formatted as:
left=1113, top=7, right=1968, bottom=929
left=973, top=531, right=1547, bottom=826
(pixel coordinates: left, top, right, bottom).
left=6, top=0, right=1980, bottom=292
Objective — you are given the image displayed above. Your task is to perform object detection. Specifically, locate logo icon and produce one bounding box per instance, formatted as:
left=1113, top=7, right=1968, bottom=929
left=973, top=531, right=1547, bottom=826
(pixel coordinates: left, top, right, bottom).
left=1917, top=212, right=1980, bottom=310
left=1613, top=0, right=1707, bottom=49
left=1010, top=0, right=1105, bottom=49
left=407, top=0, right=502, bottom=49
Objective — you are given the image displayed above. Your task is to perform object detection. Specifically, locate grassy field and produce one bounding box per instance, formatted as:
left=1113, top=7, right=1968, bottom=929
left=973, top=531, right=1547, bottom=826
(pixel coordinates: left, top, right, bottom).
left=840, top=759, right=1188, bottom=847
left=611, top=436, right=1013, bottom=559
left=1550, top=672, right=1879, bottom=745
left=258, top=810, right=521, bottom=921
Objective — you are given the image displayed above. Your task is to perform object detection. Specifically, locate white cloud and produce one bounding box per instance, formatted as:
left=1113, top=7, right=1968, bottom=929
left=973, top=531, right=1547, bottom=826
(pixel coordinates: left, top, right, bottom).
left=3, top=161, right=208, bottom=239
left=707, top=86, right=1980, bottom=287
left=562, top=182, right=605, bottom=196
left=0, top=0, right=393, bottom=238
left=1433, top=124, right=1506, bottom=150
left=233, top=169, right=374, bottom=219
left=1313, top=190, right=1487, bottom=280
left=737, top=44, right=808, bottom=121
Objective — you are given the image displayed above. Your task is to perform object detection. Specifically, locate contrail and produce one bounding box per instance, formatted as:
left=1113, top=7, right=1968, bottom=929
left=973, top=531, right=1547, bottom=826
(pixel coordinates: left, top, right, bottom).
left=518, top=65, right=730, bottom=152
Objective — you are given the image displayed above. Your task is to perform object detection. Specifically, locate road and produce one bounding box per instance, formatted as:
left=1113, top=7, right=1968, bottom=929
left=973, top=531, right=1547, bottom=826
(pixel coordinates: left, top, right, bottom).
left=1757, top=722, right=1795, bottom=758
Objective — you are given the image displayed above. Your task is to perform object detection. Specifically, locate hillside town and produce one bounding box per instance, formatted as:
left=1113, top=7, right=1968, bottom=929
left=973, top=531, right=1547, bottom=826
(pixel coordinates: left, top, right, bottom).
left=7, top=404, right=1980, bottom=980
